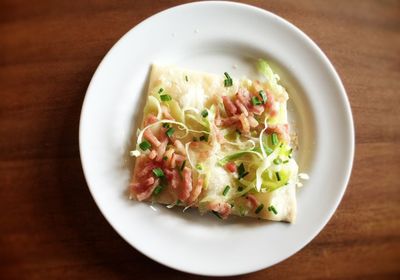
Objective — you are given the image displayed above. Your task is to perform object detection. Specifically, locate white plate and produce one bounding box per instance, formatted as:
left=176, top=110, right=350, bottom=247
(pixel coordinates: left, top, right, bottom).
left=79, top=1, right=354, bottom=276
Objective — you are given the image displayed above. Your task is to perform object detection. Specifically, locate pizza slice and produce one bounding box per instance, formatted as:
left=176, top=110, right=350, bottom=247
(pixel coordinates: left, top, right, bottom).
left=129, top=60, right=300, bottom=222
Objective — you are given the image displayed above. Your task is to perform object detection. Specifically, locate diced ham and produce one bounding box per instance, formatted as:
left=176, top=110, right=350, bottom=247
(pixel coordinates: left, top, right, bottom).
left=164, top=148, right=175, bottom=166
left=161, top=105, right=174, bottom=120
left=138, top=160, right=160, bottom=177
left=207, top=201, right=232, bottom=219
left=246, top=194, right=259, bottom=209
left=214, top=106, right=221, bottom=126
left=173, top=140, right=186, bottom=155
left=135, top=178, right=159, bottom=201
left=144, top=129, right=161, bottom=148
left=266, top=124, right=290, bottom=142
left=165, top=169, right=180, bottom=189
left=187, top=177, right=203, bottom=204
left=144, top=114, right=158, bottom=126
left=237, top=88, right=251, bottom=107
left=249, top=105, right=264, bottom=115
left=174, top=154, right=186, bottom=165
left=222, top=96, right=237, bottom=116
left=179, top=167, right=193, bottom=201
left=155, top=139, right=168, bottom=161
left=221, top=115, right=239, bottom=126
left=212, top=123, right=225, bottom=144
left=247, top=115, right=259, bottom=128
left=148, top=149, right=157, bottom=160
left=239, top=113, right=250, bottom=133
left=235, top=99, right=249, bottom=116
left=170, top=153, right=177, bottom=169
left=225, top=162, right=237, bottom=173
left=265, top=91, right=278, bottom=116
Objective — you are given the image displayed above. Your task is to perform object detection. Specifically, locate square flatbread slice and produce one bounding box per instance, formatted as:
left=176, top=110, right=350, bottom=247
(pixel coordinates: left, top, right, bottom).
left=130, top=64, right=298, bottom=222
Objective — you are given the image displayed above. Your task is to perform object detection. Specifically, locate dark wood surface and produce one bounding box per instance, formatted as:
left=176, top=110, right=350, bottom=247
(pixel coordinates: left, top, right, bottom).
left=1, top=1, right=399, bottom=279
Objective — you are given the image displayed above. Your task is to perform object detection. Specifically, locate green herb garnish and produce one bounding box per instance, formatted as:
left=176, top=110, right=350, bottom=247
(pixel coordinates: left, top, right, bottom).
left=162, top=123, right=170, bottom=128
left=237, top=186, right=244, bottom=192
left=195, top=163, right=203, bottom=170
left=139, top=140, right=151, bottom=151
left=255, top=203, right=264, bottom=214
left=158, top=88, right=164, bottom=94
left=180, top=160, right=186, bottom=171
left=283, top=160, right=289, bottom=164
left=212, top=210, right=222, bottom=219
left=201, top=109, right=208, bottom=118
left=199, top=135, right=209, bottom=142
left=160, top=94, right=172, bottom=101
left=166, top=127, right=175, bottom=137
left=224, top=72, right=233, bottom=87
left=251, top=96, right=262, bottom=106
left=268, top=205, right=278, bottom=215
left=271, top=133, right=279, bottom=146
left=273, top=158, right=282, bottom=165
left=153, top=185, right=164, bottom=196
left=259, top=90, right=267, bottom=104
left=275, top=172, right=281, bottom=181
left=237, top=163, right=249, bottom=180
left=185, top=75, right=189, bottom=82
left=163, top=156, right=168, bottom=161
left=152, top=168, right=164, bottom=177
left=222, top=185, right=230, bottom=196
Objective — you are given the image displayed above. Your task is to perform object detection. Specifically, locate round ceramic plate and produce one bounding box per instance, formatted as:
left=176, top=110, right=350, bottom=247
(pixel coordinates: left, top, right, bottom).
left=79, top=1, right=354, bottom=276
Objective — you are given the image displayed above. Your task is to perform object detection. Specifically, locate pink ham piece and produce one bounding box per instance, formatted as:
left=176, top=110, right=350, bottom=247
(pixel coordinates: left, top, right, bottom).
left=155, top=138, right=168, bottom=161
left=208, top=201, right=232, bottom=219
left=247, top=115, right=259, bottom=128
left=179, top=167, right=193, bottom=202
left=246, top=194, right=259, bottom=209
left=144, top=114, right=158, bottom=126
left=187, top=177, right=203, bottom=204
left=131, top=177, right=159, bottom=201
left=237, top=88, right=251, bottom=107
left=235, top=99, right=249, bottom=116
left=225, top=162, right=237, bottom=173
left=173, top=140, right=186, bottom=155
left=165, top=169, right=180, bottom=190
left=161, top=105, right=174, bottom=120
left=239, top=113, right=250, bottom=133
left=222, top=96, right=237, bottom=116
left=143, top=129, right=161, bottom=148
left=266, top=124, right=290, bottom=142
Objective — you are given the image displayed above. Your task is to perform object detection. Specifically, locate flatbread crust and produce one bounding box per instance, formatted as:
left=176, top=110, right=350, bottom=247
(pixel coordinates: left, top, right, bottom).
left=131, top=64, right=297, bottom=222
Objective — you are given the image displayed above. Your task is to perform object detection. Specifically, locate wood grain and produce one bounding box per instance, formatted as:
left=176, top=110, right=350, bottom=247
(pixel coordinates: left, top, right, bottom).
left=1, top=0, right=399, bottom=279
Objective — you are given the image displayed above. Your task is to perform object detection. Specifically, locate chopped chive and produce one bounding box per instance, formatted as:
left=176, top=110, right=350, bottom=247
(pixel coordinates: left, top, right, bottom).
left=273, top=158, right=282, bottom=165
left=162, top=123, right=170, bottom=128
left=288, top=155, right=292, bottom=159
left=255, top=203, right=264, bottom=214
left=201, top=109, right=208, bottom=118
left=271, top=133, right=279, bottom=145
left=222, top=185, right=230, bottom=196
left=268, top=205, right=278, bottom=215
left=288, top=148, right=293, bottom=154
left=223, top=72, right=233, bottom=87
left=280, top=143, right=283, bottom=148
left=180, top=160, right=186, bottom=171
left=163, top=156, right=168, bottom=161
left=275, top=172, right=281, bottom=181
left=283, top=160, right=289, bottom=163
left=139, top=140, right=151, bottom=151
left=212, top=210, right=222, bottom=219
left=237, top=186, right=244, bottom=192
left=152, top=168, right=164, bottom=177
left=176, top=199, right=181, bottom=205
left=158, top=88, right=164, bottom=94
left=195, top=163, right=203, bottom=170
left=153, top=185, right=164, bottom=196
left=259, top=90, right=267, bottom=104
left=166, top=127, right=175, bottom=137
left=185, top=75, right=189, bottom=82
left=265, top=146, right=274, bottom=155
left=160, top=94, right=172, bottom=101
left=236, top=129, right=242, bottom=135
left=199, top=135, right=209, bottom=142
left=237, top=163, right=245, bottom=179
left=251, top=96, right=262, bottom=106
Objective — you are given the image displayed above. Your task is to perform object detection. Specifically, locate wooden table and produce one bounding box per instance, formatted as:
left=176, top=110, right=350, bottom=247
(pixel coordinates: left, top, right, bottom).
left=1, top=1, right=399, bottom=279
